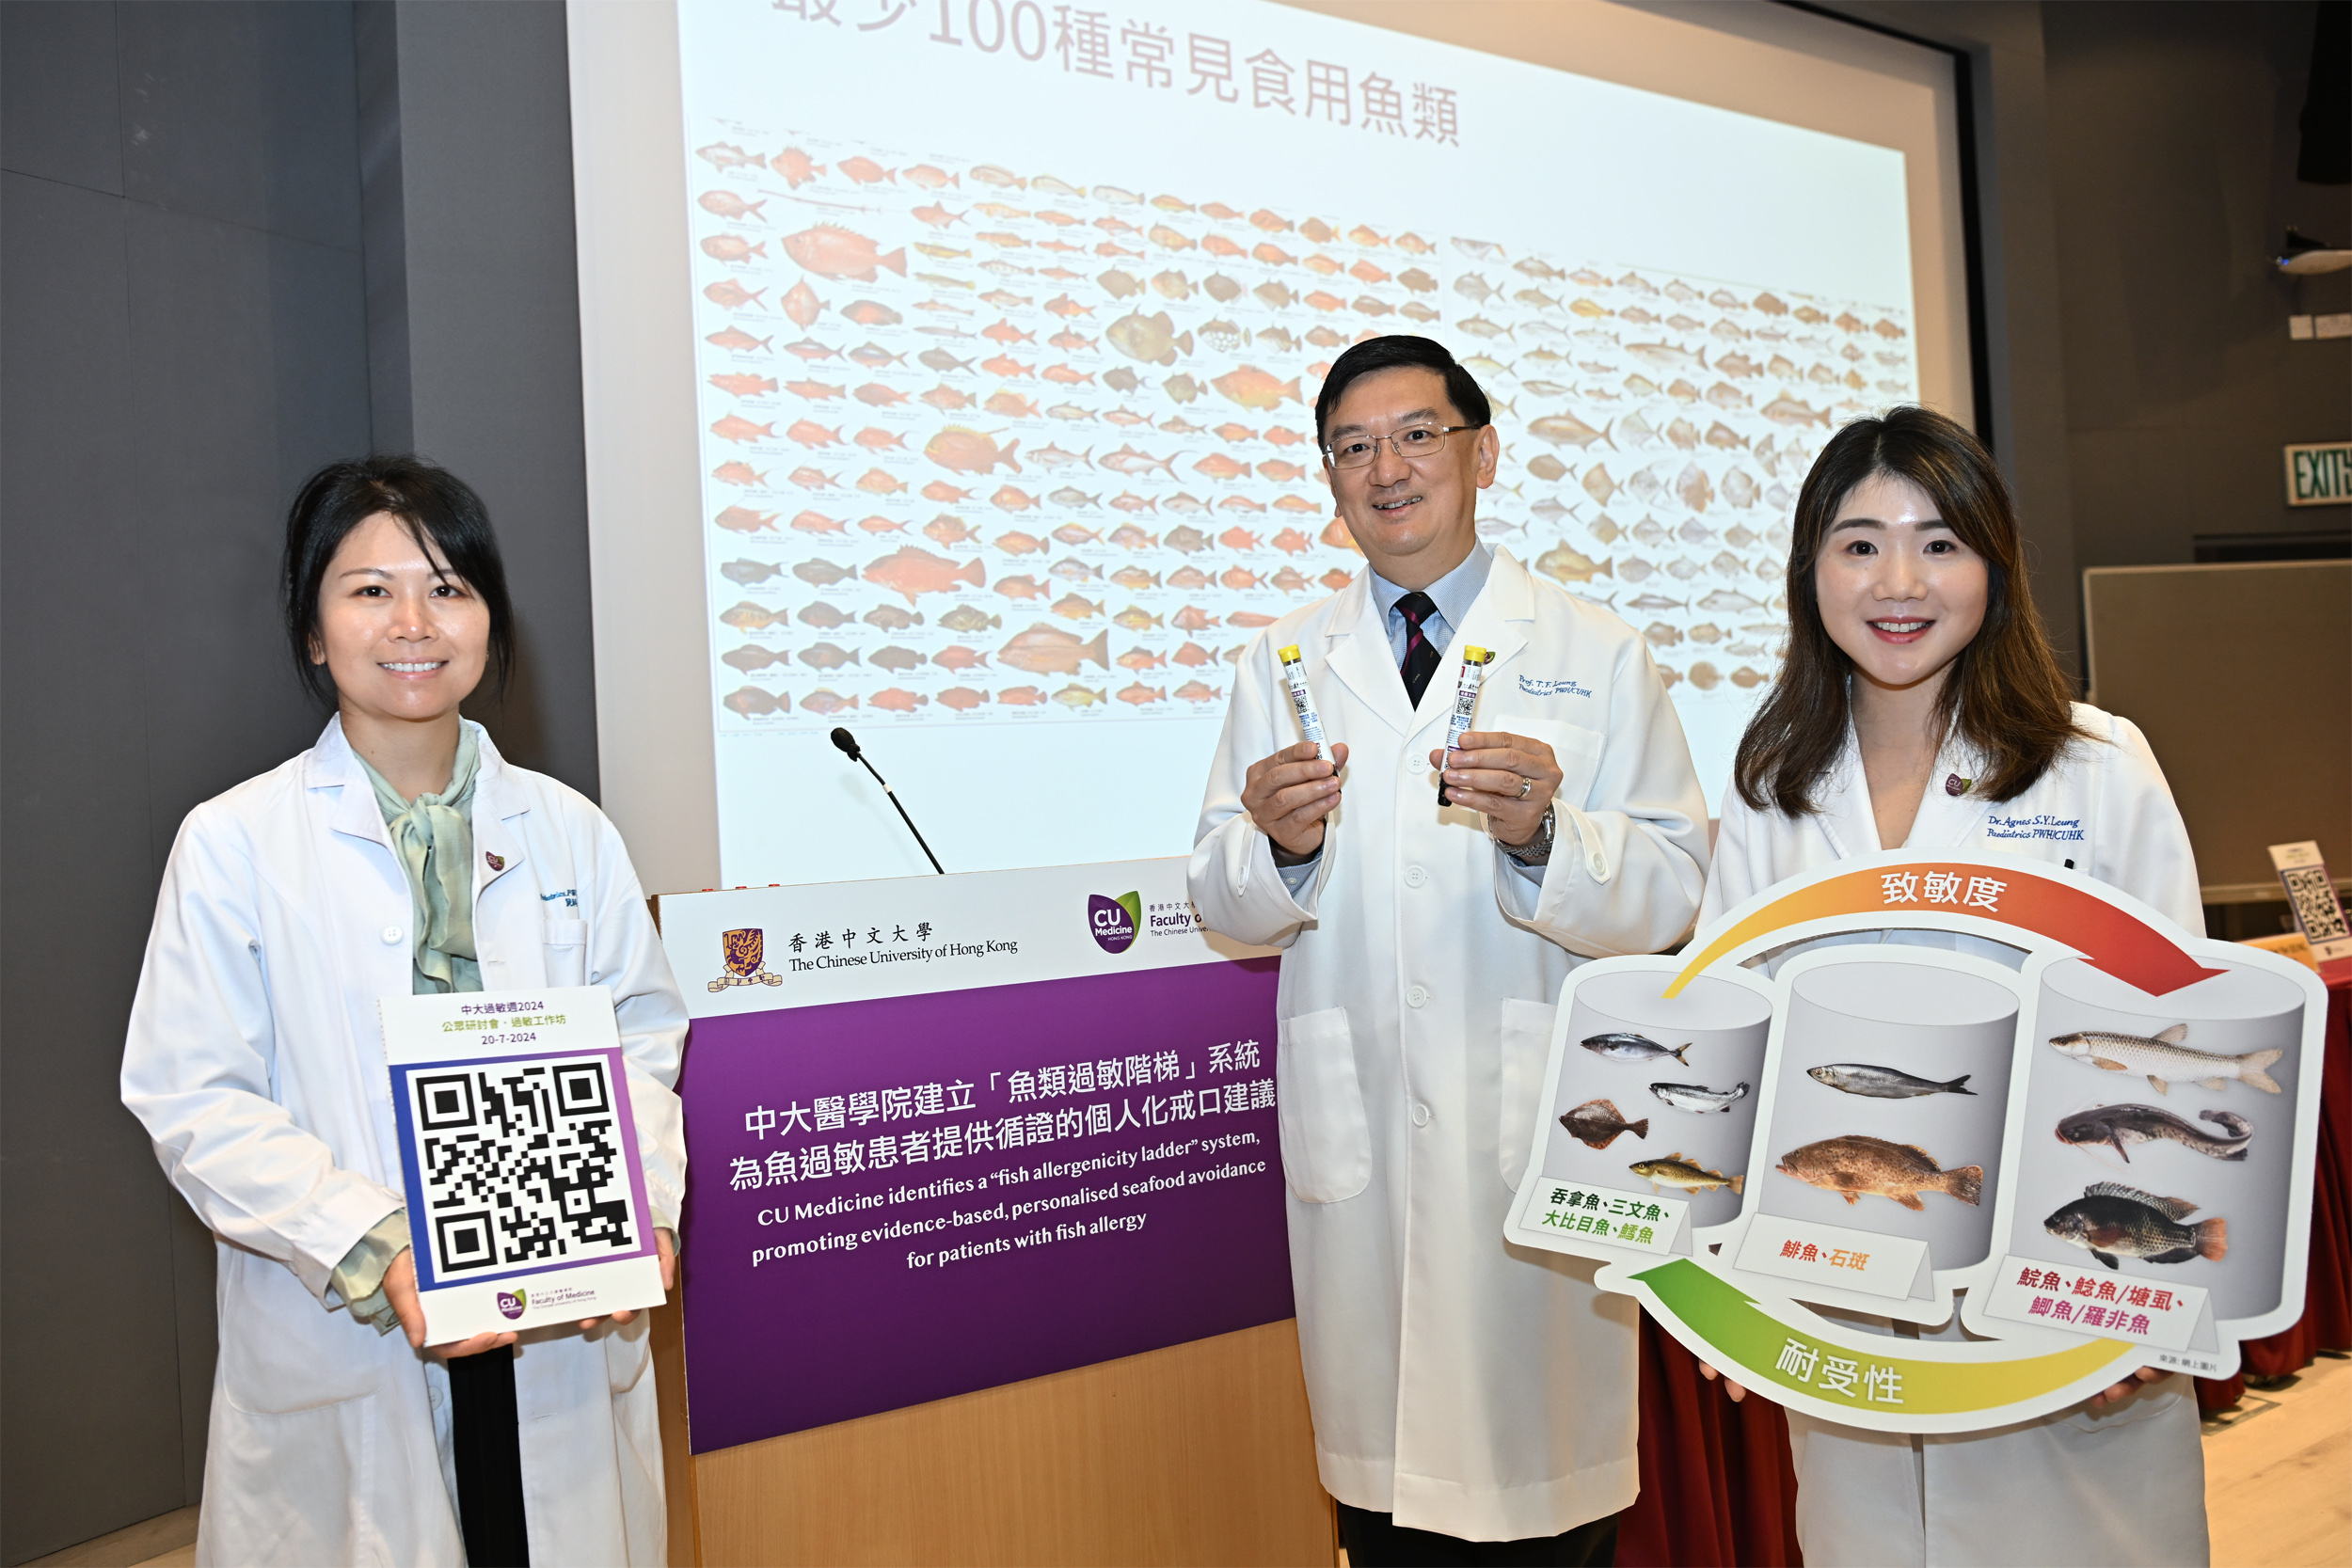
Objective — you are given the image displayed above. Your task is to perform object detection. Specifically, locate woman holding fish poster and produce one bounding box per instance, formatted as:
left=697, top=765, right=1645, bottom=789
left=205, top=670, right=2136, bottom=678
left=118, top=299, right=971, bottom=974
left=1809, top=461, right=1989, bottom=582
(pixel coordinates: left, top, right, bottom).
left=1696, top=407, right=2208, bottom=1566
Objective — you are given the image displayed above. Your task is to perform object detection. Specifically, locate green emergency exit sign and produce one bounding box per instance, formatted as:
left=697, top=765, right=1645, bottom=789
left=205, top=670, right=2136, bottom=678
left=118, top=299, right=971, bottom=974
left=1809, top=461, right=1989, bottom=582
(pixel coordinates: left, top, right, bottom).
left=2285, top=442, right=2351, bottom=506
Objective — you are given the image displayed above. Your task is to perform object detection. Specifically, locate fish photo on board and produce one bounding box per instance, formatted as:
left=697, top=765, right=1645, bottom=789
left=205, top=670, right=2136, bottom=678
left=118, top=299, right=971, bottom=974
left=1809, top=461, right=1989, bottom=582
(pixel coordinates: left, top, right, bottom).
left=2043, top=1182, right=2227, bottom=1269
left=2046, top=1024, right=2284, bottom=1095
left=1806, top=1063, right=1976, bottom=1099
left=1561, top=1100, right=1650, bottom=1150
left=1629, top=1154, right=1742, bottom=1196
left=1648, top=1082, right=1750, bottom=1115
left=1774, top=1135, right=1983, bottom=1211
left=2055, top=1104, right=2253, bottom=1164
left=1581, top=1032, right=1692, bottom=1065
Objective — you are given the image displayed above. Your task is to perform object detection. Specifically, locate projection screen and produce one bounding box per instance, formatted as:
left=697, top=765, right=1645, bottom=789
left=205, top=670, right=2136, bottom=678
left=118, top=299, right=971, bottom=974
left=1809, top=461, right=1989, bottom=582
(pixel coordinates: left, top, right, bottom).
left=570, top=0, right=1972, bottom=894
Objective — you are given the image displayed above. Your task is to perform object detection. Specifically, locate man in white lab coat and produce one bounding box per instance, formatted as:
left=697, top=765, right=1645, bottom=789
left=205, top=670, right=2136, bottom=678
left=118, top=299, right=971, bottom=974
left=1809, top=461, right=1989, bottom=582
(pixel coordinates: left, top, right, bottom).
left=1188, top=337, right=1710, bottom=1564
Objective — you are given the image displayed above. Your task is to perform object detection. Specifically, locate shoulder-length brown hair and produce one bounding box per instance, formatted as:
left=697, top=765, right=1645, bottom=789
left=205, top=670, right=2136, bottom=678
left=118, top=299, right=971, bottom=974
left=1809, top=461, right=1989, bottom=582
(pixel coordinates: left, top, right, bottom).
left=1731, top=405, right=2088, bottom=816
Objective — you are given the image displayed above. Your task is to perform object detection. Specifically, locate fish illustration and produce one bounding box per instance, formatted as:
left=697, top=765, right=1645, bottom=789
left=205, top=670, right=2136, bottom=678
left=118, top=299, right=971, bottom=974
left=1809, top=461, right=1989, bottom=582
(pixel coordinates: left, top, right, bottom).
left=938, top=687, right=990, bottom=711
left=718, top=559, right=782, bottom=586
left=2058, top=1104, right=2252, bottom=1164
left=1099, top=445, right=1177, bottom=478
left=1535, top=544, right=1612, bottom=584
left=1104, top=310, right=1193, bottom=365
left=1775, top=1135, right=1982, bottom=1211
left=1050, top=593, right=1102, bottom=620
left=1760, top=392, right=1830, bottom=427
left=2048, top=1024, right=2283, bottom=1095
left=923, top=428, right=1022, bottom=474
left=1116, top=682, right=1166, bottom=705
left=798, top=642, right=861, bottom=672
left=863, top=546, right=986, bottom=605
left=713, top=505, right=780, bottom=534
left=1581, top=1032, right=1691, bottom=1065
left=723, top=687, right=782, bottom=717
left=1174, top=680, right=1223, bottom=704
left=871, top=688, right=927, bottom=714
left=1528, top=413, right=1612, bottom=450
left=869, top=646, right=926, bottom=673
left=1629, top=1154, right=1741, bottom=1196
left=707, top=328, right=773, bottom=356
left=1052, top=684, right=1106, bottom=709
left=860, top=605, right=922, bottom=632
left=795, top=686, right=853, bottom=716
left=1650, top=1082, right=1750, bottom=1114
left=709, top=415, right=775, bottom=446
left=716, top=602, right=777, bottom=631
left=2044, top=1182, right=2226, bottom=1269
left=696, top=142, right=764, bottom=171
left=1211, top=367, right=1300, bottom=410
left=782, top=225, right=907, bottom=282
left=791, top=559, right=852, bottom=588
left=720, top=645, right=787, bottom=673
left=1807, top=1063, right=1976, bottom=1099
left=1561, top=1099, right=1649, bottom=1150
left=703, top=279, right=766, bottom=311
left=995, top=575, right=1048, bottom=600
left=998, top=623, right=1110, bottom=674
left=937, top=604, right=1002, bottom=633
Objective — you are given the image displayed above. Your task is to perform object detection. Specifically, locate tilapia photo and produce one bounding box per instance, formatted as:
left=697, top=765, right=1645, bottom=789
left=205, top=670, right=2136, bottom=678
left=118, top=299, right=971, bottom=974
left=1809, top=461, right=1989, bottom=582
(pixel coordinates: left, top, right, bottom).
left=2047, top=1025, right=2284, bottom=1095
left=1774, top=1135, right=1982, bottom=1210
left=1806, top=1063, right=1976, bottom=1099
left=2043, top=1182, right=2227, bottom=1269
left=2056, top=1104, right=2252, bottom=1163
left=1629, top=1153, right=1742, bottom=1196
left=1561, top=1099, right=1648, bottom=1150
left=1649, top=1082, right=1749, bottom=1115
left=1580, top=1032, right=1692, bottom=1065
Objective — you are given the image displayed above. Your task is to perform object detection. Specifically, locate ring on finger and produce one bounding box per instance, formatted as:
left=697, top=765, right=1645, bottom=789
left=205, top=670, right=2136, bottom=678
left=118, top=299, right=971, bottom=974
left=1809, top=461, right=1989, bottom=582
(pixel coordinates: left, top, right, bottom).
left=1517, top=774, right=1534, bottom=800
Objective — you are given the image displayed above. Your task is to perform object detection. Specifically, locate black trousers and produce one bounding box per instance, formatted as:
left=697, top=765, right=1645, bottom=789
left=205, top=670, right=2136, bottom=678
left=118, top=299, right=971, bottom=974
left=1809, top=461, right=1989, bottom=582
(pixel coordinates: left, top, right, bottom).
left=447, top=1347, right=531, bottom=1566
left=1337, top=1501, right=1618, bottom=1568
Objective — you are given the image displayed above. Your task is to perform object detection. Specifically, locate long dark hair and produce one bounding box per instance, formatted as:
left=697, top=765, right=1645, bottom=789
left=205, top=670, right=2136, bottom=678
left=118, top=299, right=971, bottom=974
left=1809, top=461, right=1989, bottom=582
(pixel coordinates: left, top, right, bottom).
left=281, top=454, right=516, bottom=705
left=1731, top=406, right=2088, bottom=814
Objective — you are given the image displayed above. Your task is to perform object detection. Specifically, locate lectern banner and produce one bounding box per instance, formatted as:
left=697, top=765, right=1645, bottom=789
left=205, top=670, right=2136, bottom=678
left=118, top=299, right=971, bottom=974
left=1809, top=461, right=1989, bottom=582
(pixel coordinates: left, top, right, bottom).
left=661, top=859, right=1288, bottom=1452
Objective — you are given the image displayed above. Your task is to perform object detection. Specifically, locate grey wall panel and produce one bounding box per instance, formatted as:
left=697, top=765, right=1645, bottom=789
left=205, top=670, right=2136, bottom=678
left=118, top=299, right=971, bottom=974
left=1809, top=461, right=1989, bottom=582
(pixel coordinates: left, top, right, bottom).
left=2044, top=1, right=2352, bottom=567
left=359, top=0, right=598, bottom=798
left=1, top=3, right=375, bottom=1558
left=0, top=1, right=123, bottom=192
left=115, top=0, right=362, bottom=248
left=0, top=169, right=190, bottom=1566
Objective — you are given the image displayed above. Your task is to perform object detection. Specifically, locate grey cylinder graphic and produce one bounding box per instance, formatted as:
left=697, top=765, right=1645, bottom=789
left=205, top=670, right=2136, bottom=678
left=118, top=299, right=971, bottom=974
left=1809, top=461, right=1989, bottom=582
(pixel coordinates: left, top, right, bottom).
left=2011, top=956, right=2305, bottom=1322
left=1545, top=969, right=1773, bottom=1234
left=1761, top=958, right=2018, bottom=1274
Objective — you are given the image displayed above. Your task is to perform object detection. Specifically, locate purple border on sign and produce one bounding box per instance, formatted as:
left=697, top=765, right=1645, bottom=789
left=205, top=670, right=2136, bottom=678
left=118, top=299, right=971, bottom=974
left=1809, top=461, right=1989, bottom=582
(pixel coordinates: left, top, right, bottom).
left=390, top=1044, right=659, bottom=1291
left=678, top=958, right=1293, bottom=1452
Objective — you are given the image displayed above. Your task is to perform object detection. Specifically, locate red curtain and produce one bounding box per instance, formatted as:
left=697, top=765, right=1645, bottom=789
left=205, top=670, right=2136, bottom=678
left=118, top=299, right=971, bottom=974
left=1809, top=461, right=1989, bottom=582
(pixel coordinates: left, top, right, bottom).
left=2198, top=970, right=2352, bottom=1410
left=1619, top=1317, right=1803, bottom=1567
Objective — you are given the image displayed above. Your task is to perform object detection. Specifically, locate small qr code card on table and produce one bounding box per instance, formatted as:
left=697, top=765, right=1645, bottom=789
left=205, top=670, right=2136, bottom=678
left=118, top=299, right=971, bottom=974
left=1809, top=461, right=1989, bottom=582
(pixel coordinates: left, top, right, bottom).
left=382, top=986, right=666, bottom=1343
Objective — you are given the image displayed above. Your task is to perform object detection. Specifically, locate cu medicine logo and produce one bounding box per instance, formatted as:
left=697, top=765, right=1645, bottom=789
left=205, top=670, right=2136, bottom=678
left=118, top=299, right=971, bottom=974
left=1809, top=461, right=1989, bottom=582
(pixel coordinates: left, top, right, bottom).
left=1088, top=892, right=1142, bottom=955
left=496, top=1288, right=527, bottom=1321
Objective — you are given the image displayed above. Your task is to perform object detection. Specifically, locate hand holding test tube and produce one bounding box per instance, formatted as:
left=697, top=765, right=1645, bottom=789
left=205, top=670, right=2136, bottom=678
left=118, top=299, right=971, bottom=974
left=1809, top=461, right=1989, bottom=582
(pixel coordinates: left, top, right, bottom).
left=1244, top=645, right=1348, bottom=859
left=1437, top=647, right=1491, bottom=806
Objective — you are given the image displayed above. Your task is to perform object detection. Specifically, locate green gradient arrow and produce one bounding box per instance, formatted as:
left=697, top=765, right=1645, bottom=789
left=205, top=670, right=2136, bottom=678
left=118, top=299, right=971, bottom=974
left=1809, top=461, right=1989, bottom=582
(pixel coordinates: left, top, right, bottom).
left=1629, top=1259, right=2137, bottom=1417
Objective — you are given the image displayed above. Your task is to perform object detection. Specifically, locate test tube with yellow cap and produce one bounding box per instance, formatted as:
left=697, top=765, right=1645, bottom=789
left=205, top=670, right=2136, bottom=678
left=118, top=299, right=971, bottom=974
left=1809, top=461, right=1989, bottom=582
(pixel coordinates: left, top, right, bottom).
left=1438, top=646, right=1492, bottom=805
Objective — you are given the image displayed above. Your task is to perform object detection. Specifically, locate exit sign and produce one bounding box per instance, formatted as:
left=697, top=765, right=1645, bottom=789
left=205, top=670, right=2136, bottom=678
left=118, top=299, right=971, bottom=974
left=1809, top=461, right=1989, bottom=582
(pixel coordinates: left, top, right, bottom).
left=2285, top=442, right=2351, bottom=506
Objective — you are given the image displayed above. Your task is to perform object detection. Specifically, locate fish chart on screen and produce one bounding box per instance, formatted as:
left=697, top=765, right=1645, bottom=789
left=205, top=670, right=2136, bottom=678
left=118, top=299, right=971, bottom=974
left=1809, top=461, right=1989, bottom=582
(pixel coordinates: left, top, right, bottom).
left=677, top=0, right=1927, bottom=881
left=1504, top=851, right=2329, bottom=1433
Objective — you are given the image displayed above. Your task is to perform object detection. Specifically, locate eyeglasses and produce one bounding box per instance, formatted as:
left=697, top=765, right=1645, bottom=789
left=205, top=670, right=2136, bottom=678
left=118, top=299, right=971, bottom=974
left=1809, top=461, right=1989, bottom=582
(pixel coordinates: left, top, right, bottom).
left=1322, top=424, right=1483, bottom=470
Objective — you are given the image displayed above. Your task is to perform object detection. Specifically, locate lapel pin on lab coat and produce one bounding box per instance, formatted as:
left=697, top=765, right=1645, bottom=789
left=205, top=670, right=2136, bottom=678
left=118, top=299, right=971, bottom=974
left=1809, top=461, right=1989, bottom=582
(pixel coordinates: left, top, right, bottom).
left=485, top=851, right=505, bottom=871
left=1945, top=774, right=1972, bottom=797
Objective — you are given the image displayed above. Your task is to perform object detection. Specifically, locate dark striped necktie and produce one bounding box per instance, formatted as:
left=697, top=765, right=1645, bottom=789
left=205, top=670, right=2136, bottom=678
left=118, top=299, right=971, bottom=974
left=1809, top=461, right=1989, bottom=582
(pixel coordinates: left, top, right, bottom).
left=1396, top=591, right=1439, bottom=707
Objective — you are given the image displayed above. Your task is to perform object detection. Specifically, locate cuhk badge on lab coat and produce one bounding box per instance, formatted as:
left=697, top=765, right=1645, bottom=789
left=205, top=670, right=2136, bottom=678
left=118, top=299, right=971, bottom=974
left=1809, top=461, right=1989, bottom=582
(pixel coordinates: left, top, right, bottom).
left=383, top=985, right=668, bottom=1342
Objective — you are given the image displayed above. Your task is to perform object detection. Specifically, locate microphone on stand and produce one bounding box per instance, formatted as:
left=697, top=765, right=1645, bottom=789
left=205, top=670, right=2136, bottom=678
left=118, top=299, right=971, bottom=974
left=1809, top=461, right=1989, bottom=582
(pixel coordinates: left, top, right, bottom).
left=830, top=727, right=946, bottom=875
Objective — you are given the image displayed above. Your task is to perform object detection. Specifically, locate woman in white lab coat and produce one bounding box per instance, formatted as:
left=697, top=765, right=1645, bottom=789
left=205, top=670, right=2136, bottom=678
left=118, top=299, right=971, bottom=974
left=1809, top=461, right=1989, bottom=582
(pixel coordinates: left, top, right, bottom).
left=120, top=456, right=686, bottom=1567
left=1697, top=406, right=2208, bottom=1567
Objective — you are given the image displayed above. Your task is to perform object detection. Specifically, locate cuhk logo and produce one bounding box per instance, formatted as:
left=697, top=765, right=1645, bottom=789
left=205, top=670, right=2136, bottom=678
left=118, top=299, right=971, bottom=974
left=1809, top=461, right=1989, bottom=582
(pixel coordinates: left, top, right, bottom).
left=1088, top=891, right=1142, bottom=954
left=497, top=1289, right=528, bottom=1321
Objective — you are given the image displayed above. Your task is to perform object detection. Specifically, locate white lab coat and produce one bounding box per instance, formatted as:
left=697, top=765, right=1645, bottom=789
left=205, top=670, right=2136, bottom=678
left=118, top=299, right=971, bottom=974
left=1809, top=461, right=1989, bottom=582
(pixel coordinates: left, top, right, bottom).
left=1188, top=548, right=1710, bottom=1540
left=1700, top=704, right=2210, bottom=1568
left=121, top=718, right=687, bottom=1568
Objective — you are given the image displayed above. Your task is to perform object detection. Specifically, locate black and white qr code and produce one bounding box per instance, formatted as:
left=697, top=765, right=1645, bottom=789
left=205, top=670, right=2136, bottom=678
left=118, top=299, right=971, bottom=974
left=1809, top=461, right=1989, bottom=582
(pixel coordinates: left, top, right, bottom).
left=405, top=1053, right=642, bottom=1276
left=2282, top=864, right=2350, bottom=945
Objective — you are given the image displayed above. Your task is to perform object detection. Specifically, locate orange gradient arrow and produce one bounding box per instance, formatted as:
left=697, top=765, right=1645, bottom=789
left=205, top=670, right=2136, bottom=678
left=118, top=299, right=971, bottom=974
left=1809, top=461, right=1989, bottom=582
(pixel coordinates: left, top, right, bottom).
left=1664, top=862, right=2226, bottom=998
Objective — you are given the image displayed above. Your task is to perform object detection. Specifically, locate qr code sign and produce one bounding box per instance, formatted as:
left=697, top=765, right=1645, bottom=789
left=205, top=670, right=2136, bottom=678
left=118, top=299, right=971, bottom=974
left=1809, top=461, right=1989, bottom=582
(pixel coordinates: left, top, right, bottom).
left=404, top=1053, right=642, bottom=1277
left=2282, top=864, right=2350, bottom=945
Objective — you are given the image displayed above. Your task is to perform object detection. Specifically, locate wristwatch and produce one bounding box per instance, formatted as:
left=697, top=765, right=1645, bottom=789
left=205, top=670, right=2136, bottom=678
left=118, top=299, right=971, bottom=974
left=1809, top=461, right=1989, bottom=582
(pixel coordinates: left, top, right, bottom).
left=1492, top=805, right=1555, bottom=866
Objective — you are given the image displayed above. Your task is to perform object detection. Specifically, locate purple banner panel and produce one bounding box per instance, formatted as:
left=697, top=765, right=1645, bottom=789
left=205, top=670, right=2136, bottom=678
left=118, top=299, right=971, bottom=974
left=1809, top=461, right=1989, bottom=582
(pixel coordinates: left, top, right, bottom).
left=678, top=957, right=1291, bottom=1452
